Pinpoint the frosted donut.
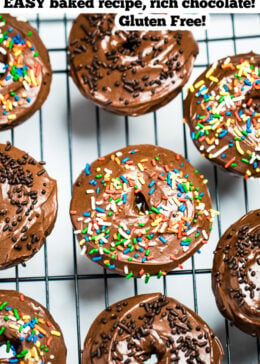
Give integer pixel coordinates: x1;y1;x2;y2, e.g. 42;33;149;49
184;52;260;179
70;144;216;280
68;13;198;116
0;290;66;362
0;142;57;269
212;209;260;337
82;293;224;363
0;14;52;130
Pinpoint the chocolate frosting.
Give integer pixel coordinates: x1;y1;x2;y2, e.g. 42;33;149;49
82;293;224;363
70;145;215;279
0;142;57;269
212;209;260;337
0;14;52;131
68;14;198;116
184;52;260;179
0;289;66;363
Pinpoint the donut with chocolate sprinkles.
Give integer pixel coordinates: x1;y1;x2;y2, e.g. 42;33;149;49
212;209;260;337
82;293;224;363
70;144;217;281
0;142;57;269
184;52;260;179
0;290;67;362
0;14;52;131
68;14;199;116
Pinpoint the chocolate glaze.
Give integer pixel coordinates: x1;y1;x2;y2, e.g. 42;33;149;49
0;14;52;131
0;290;66;363
70;145;215;279
68;14;198;116
0;142;57;269
184;52;260;178
82;293;223;363
212;209;260;337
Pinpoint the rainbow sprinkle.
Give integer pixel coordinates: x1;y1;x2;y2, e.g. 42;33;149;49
0;14;41;122
71;147;218;281
0;294;60;363
188;54;260;179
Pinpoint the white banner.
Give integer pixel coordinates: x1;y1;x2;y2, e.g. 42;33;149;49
0;0;259;14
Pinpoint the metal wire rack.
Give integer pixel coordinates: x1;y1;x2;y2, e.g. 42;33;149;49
0;12;259;364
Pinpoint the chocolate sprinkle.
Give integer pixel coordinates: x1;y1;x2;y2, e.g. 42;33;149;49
212;209;260;337
68;14;198;116
82;293;223;363
0;142;57;269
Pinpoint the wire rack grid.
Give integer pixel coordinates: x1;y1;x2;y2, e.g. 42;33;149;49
0;12;259;364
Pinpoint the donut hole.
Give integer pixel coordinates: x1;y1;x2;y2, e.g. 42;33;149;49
143;353;158;364
252;98;260;113
120;33;141;53
244;89;260;117
0;51;8;78
0;61;6;77
242;90;260;142
0;339;22;359
135;191;149;213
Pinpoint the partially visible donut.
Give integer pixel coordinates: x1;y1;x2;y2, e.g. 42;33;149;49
212;209;260;337
70;144;216;280
0;290;66;362
0;14;52;130
82;293;224;363
184;52;260;179
0;142;57;269
68;14;199;116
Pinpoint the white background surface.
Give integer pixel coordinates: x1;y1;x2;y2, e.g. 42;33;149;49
0;13;259;364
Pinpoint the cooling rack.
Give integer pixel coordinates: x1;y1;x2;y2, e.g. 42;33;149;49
0;12;259;364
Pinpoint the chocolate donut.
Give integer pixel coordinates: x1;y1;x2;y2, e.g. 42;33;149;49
82;293;224;363
0;290;66;362
68;14;199;116
0;14;52;131
70;144;216;280
184;52;260;179
212;209;260;337
0;142;57;269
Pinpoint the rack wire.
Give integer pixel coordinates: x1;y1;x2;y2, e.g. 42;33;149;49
0;12;259;364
